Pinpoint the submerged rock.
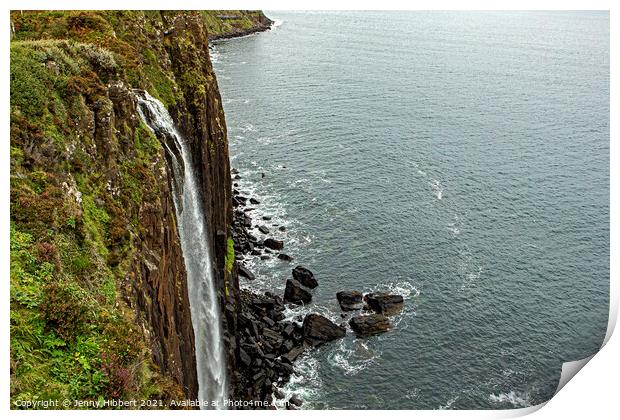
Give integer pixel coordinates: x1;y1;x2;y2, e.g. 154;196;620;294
349;314;391;335
238;264;256;280
364;293;404;315
277;253;293;262
336;290;364;311
292;265;318;289
289;394;303;407
284;279;312;304
264;238;284;250
302;313;346;344
258;225;270;234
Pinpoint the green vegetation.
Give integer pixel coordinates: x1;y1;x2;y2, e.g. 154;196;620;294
10;10;262;408
225;238;235;274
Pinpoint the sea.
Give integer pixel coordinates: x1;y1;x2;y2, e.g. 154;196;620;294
210;11;609;409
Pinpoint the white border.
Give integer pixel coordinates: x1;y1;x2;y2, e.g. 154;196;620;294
2;1;616;419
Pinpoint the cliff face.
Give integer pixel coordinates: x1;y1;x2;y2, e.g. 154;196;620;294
10;11;262;405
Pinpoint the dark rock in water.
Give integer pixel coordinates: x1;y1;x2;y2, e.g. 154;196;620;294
289;394;302;407
250;197;260;205
260;255;271;260
336;290;364;311
364;293;404;315
234;174;242;180
258;225;270;234
302;314;346;343
282;323;295;338
278;253;293;262
233;182;239;187
264;238;284;250
274;388;285;399
261;172;266;178
231;168;239;174
284;279;312;304
284;345;305;363
262;215;272;220
349;314;391;335
278;226;286;232
238;264;256;280
292;266;318;289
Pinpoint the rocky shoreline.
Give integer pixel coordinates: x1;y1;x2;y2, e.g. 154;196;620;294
227;169;407;409
209;12;274;42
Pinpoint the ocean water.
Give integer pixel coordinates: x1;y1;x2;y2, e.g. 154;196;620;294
210;11;609;409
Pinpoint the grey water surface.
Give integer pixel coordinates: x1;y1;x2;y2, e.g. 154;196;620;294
210;11;609;409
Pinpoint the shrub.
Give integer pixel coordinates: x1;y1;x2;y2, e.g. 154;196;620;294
40;281;92;341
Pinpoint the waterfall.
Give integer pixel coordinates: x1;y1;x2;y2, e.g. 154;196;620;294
135;91;228;409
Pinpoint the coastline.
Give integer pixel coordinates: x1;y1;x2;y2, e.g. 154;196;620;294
209;12;274;42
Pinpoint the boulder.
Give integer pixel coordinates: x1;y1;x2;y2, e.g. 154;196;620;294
258;225;270;234
239;348;252;367
264;238;284;250
336;290;364;311
302;314;346;343
277;253;293;262
278;226;286;232
283;279;312;304
289;394;302;407
238;264;256;280
250;197;260;204
292;266;318;289
364;293;404;315
349;314;391;335
284;345;305;363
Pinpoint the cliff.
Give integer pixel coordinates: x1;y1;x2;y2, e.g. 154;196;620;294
10;11;268;406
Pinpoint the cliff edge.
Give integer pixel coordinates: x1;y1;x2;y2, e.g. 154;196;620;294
10;11;267;406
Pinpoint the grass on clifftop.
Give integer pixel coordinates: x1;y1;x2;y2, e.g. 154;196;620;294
10;36;177;407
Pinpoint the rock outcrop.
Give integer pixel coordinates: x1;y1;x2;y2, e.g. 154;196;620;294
349;314;392;336
284;279;312;304
336;291;364;311
292;266;319;289
364;293;405;316
303;314;346;344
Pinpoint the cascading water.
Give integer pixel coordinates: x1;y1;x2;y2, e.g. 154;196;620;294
135;91;228;409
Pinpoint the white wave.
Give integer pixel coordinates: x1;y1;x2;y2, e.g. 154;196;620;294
327;339;382;376
238;123;256;133
270;19;284;29
430;179;443;200
489;390;531;408
405;388;420;400
371;280;420;299
275;353;323;409
438;394;459;410
447;225;461;235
